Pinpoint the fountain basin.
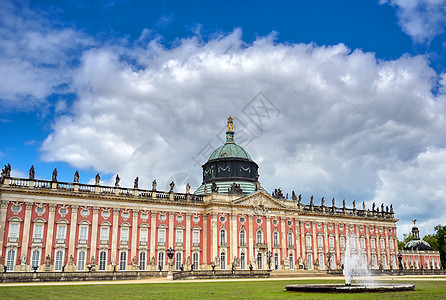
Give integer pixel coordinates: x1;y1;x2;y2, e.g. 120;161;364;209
285;283;415;293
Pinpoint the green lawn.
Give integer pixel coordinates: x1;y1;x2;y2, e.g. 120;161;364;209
0;279;445;299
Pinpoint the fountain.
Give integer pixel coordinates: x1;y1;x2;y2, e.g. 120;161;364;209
286;234;414;293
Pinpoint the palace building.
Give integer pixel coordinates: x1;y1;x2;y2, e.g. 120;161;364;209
0;118;440;273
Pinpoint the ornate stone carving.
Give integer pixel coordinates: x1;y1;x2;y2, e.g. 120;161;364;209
228;182;243;195
52;168;58;182
211;181;218;193
272;188;284;199
29;165;35;180
95;173;101;185
186;183;190;194
1;164;11;178
169;181;175;193
152;180;157;191
74;171;79;183
115;174;120;187
134;177;138;189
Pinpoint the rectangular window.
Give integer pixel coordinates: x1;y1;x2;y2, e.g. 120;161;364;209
193;230;199;245
306;235;312;249
33;224;43;239
318;236;323;248
140;229;148;242
340;236;345;249
371;238;376;249
390;239;394;250
329;236;334;249
31;250;40;268
99;251;107;271
140;252;146;271
158;229;166;244
9;223;19;238
6;249;16;271
100;227;109;241
360;237;365;249
120;228;129;242
77;251;86;271
176;229;183;244
120;251;127;271
57;225;66;240
79;226;88;241
380;238;385;251
55;250;64;271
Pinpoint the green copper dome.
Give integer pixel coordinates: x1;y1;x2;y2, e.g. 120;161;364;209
208;141;253;161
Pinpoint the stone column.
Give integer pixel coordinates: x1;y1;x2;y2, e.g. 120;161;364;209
202;214;207;267
0;200;9;263
376;226;381;264
280;217;286;268
295;218;301;262
231;212;237;262
149;212;156;264
248;215;254;265
68;206;78;271
168;212;174;249
323;223;329;269
20;203;34;270
334;223;340;265
185;213;191;262
385;226;390;269
90;208;100;263
211;213;218;265
110;208;120;267
44;204;57;262
312;222;317;269
131;209;139;266
266;215;272;251
300;221;305;264
365;224;371;266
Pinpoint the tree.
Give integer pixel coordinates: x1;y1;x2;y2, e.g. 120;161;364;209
423;234;439;251
434;225;446;269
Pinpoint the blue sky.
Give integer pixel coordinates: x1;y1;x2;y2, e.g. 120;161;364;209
1;0;446;239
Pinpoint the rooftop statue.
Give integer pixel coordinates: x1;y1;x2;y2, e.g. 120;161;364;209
52;168;57;182
186;183;191;194
74;171;79;183
332;198;335;207
134;177;139;189
310;195;314;206
228;182;243;195
152;180;157;191
115;174;120;187
298;194;302;205
29;165;35;180
362;201;366;210
1;164;11;178
321;197;325;206
291;191;297;201
342;199;346;209
372;202;376;212
211;181;218;193
95;173;101;185
169;181;175;193
352;200;356;210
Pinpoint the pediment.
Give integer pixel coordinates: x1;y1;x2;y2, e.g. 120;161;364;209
232;190;287;211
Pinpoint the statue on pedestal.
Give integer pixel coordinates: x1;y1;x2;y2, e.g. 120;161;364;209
74;171;79;183
95;173;101;185
29;166;35;180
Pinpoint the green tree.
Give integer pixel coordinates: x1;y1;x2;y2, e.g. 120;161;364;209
434;225;446;269
423;234;439;251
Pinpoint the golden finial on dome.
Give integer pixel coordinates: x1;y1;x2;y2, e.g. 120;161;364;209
227;116;234;131
412;219;417;226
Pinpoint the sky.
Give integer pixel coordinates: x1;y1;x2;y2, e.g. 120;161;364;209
1;0;446;240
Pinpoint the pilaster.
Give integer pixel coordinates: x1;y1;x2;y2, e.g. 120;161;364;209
68;206;79;262
280;217;286;266
0;200;9;262
131;209;138;262
20;202;34;268
110;208;120;265
185;213;191;260
168;212;174;249
231;213;237;261
90;207;100;261
211;212;218;264
248;215;253;263
266;215;271;252
44;204;57;260
149;212;156;262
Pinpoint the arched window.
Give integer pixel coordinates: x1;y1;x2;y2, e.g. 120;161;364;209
77;251;86;271
273;232;279;247
240;253;246;270
371;237;376;250
6;249;16;272
99;251;107;271
256;231;262;244
288;233;293;248
239;230;245;246
158;252;164;271
55;250;63;271
193;252;199;270
31;250;40;269
380;237;385;251
220;229;226;246
360;236;366;249
289;254;294;270
139;252;146;271
175;252;182;271
120;251;127;271
274;253;279;269
220;252;225;270
257;253;262;269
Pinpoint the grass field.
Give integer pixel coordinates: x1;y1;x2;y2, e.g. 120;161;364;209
1;279;446;299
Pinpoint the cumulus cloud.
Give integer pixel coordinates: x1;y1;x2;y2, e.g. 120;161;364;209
381;0;446;43
38;28;446;238
0;0;92;110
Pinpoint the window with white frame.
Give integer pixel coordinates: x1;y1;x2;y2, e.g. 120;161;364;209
193;230;199;245
273;232;279;247
360;237;365;249
240;253;246;269
99;251;107;271
78;226;88;242
220;229;226;245
140;228;148;243
120;251;127;271
55;250;64;271
340;236;345;249
288;233;294;248
6;249;16;271
318;235;323;249
329;236;334;250
139;252;146;270
100;227;109;242
239;230;246;246
289;254;294;270
31;250;40;268
306;235;312;249
158;229;166;245
220;252;225;269
175;252;182;271
274;253;279;269
319;253;325;270
33;224;43;240
307;253;313;270
176;229;183;245
256;231;262;244
57;225;66;242
390;238;394;251
371;237;376;250
380;237;385;251
77;250;86;271
193;252;199;270
120;227;129;243
8;223;19;242
257;252;262;269
158;252;164;271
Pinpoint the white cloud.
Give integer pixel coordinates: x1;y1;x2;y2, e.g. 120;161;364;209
38;29;446;240
0;0;93;110
381;0;446;43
